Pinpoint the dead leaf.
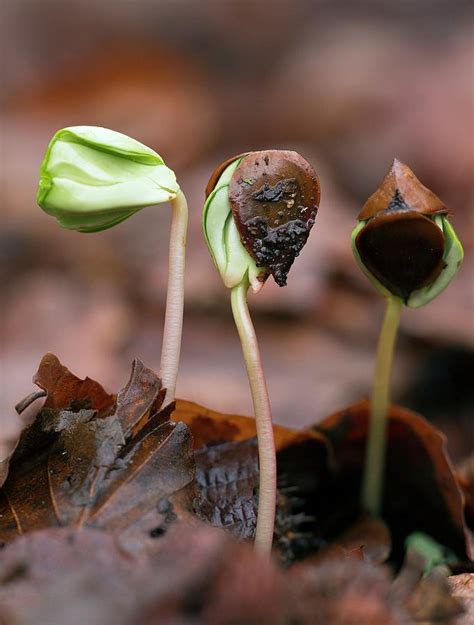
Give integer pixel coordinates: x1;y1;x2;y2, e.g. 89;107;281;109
0;354;196;551
176;400;330;563
0;525;287;625
174;399;303;450
314;399;473;562
34;352;115;414
0;524;410;625
194;437;259;540
0;527;151;625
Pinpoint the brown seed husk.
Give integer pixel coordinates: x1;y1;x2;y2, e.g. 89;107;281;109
205;153;248;198
356;210;446;300
229;150;320;286
358;159;448;220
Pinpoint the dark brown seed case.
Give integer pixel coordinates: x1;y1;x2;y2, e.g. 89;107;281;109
355;160;449;300
229;150;320;286
356;210;446;300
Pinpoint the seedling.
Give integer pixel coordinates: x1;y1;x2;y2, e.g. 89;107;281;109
203;150;320;555
352;159;463;517
37;126;188;405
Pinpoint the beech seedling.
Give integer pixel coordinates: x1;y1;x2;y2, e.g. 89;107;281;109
203;150;320;555
37;126;188;405
352;159;463;517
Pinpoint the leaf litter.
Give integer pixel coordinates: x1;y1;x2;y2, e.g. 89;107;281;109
0;354;472;624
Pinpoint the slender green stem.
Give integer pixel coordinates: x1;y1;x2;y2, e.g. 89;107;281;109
231;279;276;556
160;190;188;406
361;295;403;516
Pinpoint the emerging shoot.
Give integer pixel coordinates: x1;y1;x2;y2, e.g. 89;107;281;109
37;126;188;405
352;159;463;517
203;150;320;555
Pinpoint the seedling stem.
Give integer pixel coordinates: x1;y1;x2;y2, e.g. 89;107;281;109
231;278;276;555
361;294;403;516
161;190;188;406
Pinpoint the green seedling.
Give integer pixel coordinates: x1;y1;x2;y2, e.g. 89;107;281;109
352;159;463;516
37;126;188;405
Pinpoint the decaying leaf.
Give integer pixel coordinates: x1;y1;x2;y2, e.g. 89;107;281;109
0;527;152;625
0;354;196;550
174;399;307;449
175;400;330;563
34;352;115;414
314;399;473;562
0;524;411;625
2;356;471;578
0;355;470;623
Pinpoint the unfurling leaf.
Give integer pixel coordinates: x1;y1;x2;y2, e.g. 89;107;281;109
37;126;180;232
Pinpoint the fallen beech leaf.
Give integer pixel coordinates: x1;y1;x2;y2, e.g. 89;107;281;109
0;354;196;550
0;524;412;625
140;524;293;625
176;400;330;562
34;352;115;414
194;438;259;540
314;400;473;562
0;527;152;625
174;399;302;450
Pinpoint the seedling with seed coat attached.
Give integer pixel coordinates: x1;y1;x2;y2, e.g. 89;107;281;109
203;150;320;555
352;159;463;517
37;126;188;406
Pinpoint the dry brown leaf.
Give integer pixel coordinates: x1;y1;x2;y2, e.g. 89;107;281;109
0;354;196;550
315;399;473;562
174;399;307;450
176;399;330;563
0;524;409;625
0;527;152;625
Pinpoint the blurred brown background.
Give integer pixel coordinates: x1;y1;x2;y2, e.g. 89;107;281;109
1;0;473;457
